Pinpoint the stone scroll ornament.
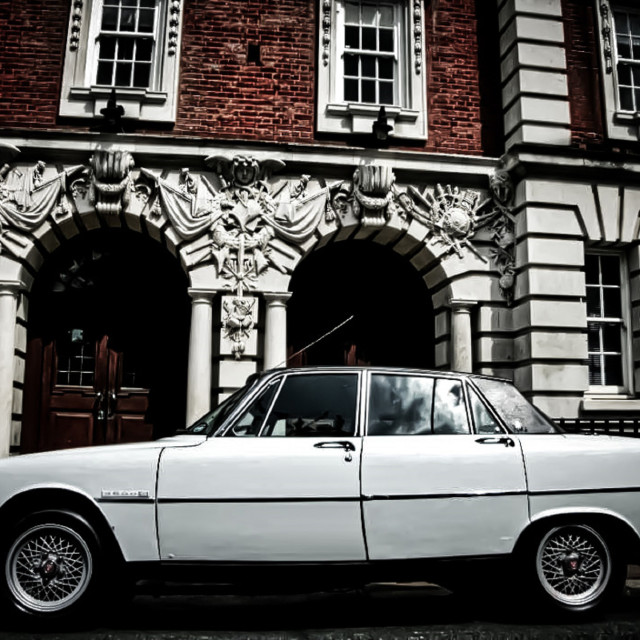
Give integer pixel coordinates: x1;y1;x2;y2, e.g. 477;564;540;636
142;156;329;296
0;161;83;255
329;165;516;303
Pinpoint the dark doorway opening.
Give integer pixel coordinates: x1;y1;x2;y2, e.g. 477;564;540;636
288;241;435;368
22;229;190;452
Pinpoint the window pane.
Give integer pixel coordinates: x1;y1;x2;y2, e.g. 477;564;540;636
469;387;501;435
344;53;358;76
100;36;117;59
614;11;628;34
345;2;360;23
115;61;132;86
136;38;153;61
602;323;622;352
96;61;113;85
362;27;376;50
102;6;118;30
619;64;632;85
361;55;375;77
118;38;134;60
379;29;394;52
589;354;603;385
433;379;469;434
585;254;599;284
345;78;359;101
603;287;622;318
633;37;640;59
361;4;376;26
379;57;393;79
600;255;620;285
139;8;155;33
379;5;394;27
122;0;137;6
361;79;375;102
141;0;156;6
620;86;634;110
587;324;601;351
379;81;393;104
225;381;279;437
133;63;151;88
586;287;601;317
618;35;632;59
261;374;358;437
345;25;359;48
120;8;136;31
604;354;623;385
368;374;433;435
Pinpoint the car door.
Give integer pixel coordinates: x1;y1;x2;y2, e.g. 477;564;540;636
361;372;529;560
156;371;366;562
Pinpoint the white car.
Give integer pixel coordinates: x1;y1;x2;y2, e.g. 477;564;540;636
0;367;639;622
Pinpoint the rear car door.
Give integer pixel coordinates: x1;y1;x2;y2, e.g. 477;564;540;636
361;372;529;560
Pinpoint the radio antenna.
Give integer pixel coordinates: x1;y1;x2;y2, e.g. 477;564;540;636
276;314;355;368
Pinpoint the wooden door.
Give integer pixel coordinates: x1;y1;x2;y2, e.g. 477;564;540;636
39;327;152;451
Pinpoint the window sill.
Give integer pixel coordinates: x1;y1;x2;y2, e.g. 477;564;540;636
320;102;426;139
61;86;173;122
582;396;640;412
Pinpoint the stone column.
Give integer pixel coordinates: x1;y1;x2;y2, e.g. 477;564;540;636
263;292;292;370
450;299;477;373
186;289;215;426
0;282;20;458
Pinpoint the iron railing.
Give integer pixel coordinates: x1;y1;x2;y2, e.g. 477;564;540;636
555;418;640;437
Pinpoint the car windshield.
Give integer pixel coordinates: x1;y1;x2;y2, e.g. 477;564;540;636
472;378;560;434
180;384;253;436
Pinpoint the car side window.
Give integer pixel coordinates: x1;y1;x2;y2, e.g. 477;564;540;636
224;380;280;437
433;379;470;434
260;374;358;437
367;374;434;435
468;386;502;434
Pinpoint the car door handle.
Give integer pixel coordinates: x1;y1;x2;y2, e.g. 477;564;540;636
313;441;356;452
475;436;515;447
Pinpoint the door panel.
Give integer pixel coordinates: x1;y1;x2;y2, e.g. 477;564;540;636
47;412;96;451
157;438;365;562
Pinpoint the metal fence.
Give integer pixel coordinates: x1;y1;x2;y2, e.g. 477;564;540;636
555;418;640;437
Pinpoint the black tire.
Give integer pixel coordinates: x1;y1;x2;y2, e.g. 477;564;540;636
531;523;624;614
1;511;102;622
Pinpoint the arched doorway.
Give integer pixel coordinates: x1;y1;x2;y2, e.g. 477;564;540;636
288;241;435;368
22;229;190;452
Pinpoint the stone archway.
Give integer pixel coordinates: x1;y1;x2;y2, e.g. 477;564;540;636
21;228;190;452
288;240;435;368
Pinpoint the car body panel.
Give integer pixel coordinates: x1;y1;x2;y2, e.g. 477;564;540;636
156;436;366;562
361;434;529;558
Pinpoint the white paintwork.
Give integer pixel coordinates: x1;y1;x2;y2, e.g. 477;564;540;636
263;293;291;370
361;435;529;559
0;435;205;561
157;437;365;562
0;282;20;459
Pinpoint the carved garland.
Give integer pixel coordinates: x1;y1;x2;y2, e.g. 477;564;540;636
414;0;423;74
322;0;332;67
69;0;84;51
168;0;181;56
600;0;613;74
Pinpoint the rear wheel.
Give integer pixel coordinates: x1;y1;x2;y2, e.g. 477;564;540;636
533;523;622;613
2;512;101;621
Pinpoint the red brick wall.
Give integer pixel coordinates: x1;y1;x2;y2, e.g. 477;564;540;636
0;0;501;156
562;0;605;148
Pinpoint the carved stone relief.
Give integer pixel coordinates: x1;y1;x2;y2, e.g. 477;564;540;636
87;150;135;215
222;295;258;359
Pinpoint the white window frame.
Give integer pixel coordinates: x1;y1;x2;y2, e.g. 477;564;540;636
60;0;182;122
596;0;640;141
585;251;633;396
317;0;427;140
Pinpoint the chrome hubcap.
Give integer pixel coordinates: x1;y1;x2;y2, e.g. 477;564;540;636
6;524;92;613
537;525;610;606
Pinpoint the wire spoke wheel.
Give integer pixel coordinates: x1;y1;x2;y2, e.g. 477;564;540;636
6;523;93;614
536;524;611;608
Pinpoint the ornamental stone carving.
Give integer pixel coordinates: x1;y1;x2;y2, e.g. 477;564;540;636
142;155;328;296
88;150;135;215
0;161;82;254
222;296;257;359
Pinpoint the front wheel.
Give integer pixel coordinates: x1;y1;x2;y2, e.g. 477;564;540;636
2;512;101;621
533;523;622;613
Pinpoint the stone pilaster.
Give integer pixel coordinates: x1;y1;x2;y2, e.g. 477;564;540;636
0;282;20;458
264;292;292;370
449;299;477;373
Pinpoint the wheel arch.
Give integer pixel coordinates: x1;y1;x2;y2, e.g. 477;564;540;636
0;488;125;566
515;509;640;563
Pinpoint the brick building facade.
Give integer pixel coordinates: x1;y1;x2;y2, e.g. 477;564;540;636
0;0;638;455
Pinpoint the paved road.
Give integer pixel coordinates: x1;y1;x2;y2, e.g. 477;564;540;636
2;582;640;640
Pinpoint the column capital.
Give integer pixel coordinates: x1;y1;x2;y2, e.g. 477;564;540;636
448;299;478;313
0;281;22;298
263;292;292;306
188;288;217;302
